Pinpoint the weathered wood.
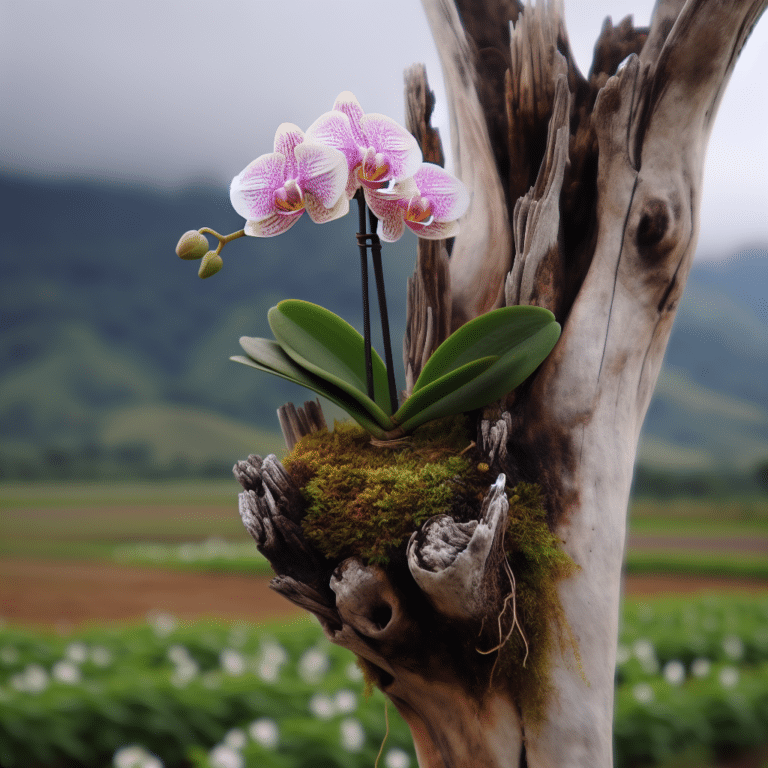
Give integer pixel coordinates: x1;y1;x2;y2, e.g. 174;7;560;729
403;65;453;392
421;0;513;327
233;0;767;765
276;398;327;451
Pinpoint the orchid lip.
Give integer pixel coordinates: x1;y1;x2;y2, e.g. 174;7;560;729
274;179;304;213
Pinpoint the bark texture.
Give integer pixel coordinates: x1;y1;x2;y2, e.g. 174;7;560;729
234;1;766;765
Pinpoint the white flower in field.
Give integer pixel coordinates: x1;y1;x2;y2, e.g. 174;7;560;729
299;647;330;683
91;645;113;667
12;663;48;693
663;660;685;686
171;660;199;688
0;645;19;664
220;648;246;676
309;692;336;720
346;661;364;682
719;666;739;688
66;642;88;663
340;717;365;752
209;744;244;768
114;745;145;768
224;729;247;750
249;718;279;749
632;683;654;705
722;634;745;661
334;689;358;713
167;645;191;665
148;612;177;637
113;745;163;768
385;747;412;768
52;660;81;684
632;639;659;674
256;640;287;682
261;640;288;666
691;658;711;678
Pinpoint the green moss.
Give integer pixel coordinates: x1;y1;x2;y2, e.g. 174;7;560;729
284;419;577;722
499;482;580;724
285;417;482;565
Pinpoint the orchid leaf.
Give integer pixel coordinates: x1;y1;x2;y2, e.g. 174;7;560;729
414;305;558;393
398;321;561;433
268;300;394;421
232;337;391;438
393;355;499;427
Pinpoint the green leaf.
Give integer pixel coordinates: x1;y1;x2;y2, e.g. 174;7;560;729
232;338;392;439
268;300;394;414
397;321;561;433
393;355;499;427
414;305;558;393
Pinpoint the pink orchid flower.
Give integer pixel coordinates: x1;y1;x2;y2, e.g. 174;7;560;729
365;163;470;242
230;123;349;237
305;92;422;200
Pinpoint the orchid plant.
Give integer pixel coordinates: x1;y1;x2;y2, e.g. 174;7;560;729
176;92;561;442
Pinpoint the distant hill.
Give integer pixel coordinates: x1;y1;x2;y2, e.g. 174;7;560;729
1;173;766;479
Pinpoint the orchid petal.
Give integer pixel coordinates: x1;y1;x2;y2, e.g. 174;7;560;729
360;113;422;181
273;123;305;180
364;191;406;242
305;189;350;224
230;152;287;221
364;185;404;221
344;173;361;199
305;111;362;172
413;163;470;221
377;211;406;243
332;91;366;147
295;142;348;209
244;210;302;237
406;218;460;240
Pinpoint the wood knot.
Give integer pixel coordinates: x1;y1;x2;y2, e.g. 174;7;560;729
637;199;669;246
635;197;677;259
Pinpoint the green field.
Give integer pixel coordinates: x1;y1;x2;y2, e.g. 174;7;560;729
2;483;767;578
1;596;768;768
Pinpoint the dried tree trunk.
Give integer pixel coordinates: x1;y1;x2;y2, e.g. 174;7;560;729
234;1;766;765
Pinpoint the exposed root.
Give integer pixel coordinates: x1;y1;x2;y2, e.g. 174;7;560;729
374;699;391;768
476;555;530;688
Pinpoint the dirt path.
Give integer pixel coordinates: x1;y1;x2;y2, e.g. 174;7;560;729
0;558;301;628
1;557;766;628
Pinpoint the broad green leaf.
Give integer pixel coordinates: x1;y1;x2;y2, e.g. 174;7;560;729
268;300;394;419
414;305;558;393
398;321;561;433
232;337;392;438
393;355;499;427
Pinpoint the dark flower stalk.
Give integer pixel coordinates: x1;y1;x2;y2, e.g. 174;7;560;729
355;190;398;413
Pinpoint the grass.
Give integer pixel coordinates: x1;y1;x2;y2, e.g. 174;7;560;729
625;550;768;580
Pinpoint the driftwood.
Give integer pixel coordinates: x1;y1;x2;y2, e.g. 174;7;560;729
234;1;767;765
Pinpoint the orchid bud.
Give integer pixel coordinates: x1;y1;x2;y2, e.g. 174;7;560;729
176;230;209;260
198;251;223;279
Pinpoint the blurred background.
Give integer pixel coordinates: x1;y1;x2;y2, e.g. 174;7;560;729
1;2;767;767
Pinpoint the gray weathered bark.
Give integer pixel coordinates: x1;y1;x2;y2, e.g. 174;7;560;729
234;1;767;765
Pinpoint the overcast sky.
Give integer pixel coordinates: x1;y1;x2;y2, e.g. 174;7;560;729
1;0;766;259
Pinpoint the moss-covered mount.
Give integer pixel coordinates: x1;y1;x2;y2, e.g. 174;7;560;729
282;416;578;718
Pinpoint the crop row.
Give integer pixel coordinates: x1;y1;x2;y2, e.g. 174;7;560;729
1;595;767;768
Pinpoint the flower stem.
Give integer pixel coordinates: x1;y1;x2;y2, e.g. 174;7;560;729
355;192;374;400
367;207;399;415
198;228;245;254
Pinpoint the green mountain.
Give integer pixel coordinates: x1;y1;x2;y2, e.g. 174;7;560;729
1;174;766;479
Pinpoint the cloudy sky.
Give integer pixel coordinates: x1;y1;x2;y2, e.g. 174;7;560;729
1;0;766;258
